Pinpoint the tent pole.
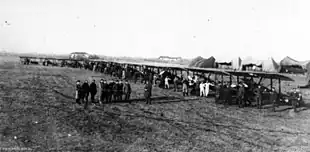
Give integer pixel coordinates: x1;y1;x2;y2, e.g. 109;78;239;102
270;78;273;90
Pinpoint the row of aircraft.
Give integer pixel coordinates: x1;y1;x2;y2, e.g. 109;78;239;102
19;56;301;109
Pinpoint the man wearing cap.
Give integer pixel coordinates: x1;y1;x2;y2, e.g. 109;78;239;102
253;85;262;109
75;80;82;104
98;79;104;104
237;83;245;108
82;80;90;109
100;79;109;104
144;81;152;104
112;80;119;102
123;80;132;103
173;76;179;92
118;80;124;101
89;79;97;104
182;78;189;96
214;81;221;103
270;88;277;112
106;80;114;103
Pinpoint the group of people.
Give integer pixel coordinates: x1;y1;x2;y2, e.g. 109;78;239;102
75;79;132;109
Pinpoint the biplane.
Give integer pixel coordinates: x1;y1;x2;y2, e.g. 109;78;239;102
19;55;299;109
224;70;297;107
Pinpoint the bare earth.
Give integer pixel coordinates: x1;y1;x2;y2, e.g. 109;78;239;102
1;56;310;152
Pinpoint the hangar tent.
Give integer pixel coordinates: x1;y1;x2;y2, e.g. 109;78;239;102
188;56;203;67
279;56;305;74
261;57;280;72
215;57;242;70
195;56;216;68
215;58;232;69
241;57;263;71
231;57;242;70
299;60;310;69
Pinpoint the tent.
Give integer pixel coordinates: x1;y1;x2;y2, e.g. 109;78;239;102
279;56;305;74
188;56;203;67
195;56;216;68
280;56;302;67
262;57;280;72
241;57;262;71
299;60;310;69
242;57;263;66
231;57;242;70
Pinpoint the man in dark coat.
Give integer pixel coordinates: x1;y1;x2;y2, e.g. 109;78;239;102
89;80;97;104
214;82;221;103
102;80;109;103
237;83;245;108
123;80;132;103
82;80;90;109
270;88;277;112
223;83;232;105
290;88;299;112
254;85;262;109
182;78;189;96
118;80;124;101
75;80;83;104
174;77;179;92
144;81;152;104
112;80;119;102
107;81;113;103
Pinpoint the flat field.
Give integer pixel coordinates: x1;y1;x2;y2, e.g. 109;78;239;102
1;56;310;152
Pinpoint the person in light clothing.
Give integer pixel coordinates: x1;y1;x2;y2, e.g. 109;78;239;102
165;76;171;89
204;80;213;97
199;81;206;97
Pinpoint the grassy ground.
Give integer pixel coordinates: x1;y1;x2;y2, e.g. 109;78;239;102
1;56;310;151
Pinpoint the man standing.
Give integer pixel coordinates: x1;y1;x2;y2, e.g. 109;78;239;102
112;80;119;102
254;85;262;109
123;80;132;103
204;80;212;97
153;74;157;86
290;88;300;112
99;79;104;104
182;78;189;97
82;80;90;109
237;83;245;108
173;77;179;92
106;80;113;103
164;76;170;89
215;82;221;103
118;80;124;101
89;79;97;104
199;81;206;97
75;80;82;104
270;88;277;112
144;81;152;104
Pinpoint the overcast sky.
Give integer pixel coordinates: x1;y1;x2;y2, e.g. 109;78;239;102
0;0;309;61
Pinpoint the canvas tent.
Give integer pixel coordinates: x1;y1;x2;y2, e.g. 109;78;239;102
215;57;242;70
231;57;242;70
188;56;203;67
280;56;301;67
261;57;280;72
299;60;310;69
241;57;263;71
195;56;216;68
279;56;305;74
